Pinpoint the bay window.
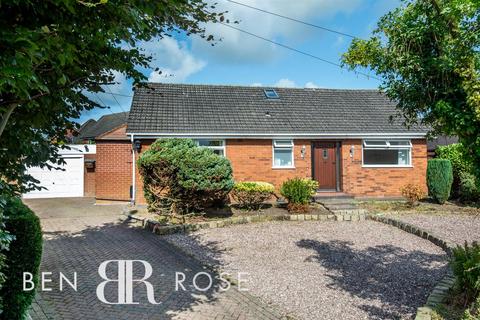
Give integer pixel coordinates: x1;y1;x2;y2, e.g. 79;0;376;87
195;139;225;156
273;140;294;168
362;140;412;167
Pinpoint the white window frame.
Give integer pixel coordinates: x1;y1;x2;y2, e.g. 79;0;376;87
362;139;413;168
272;139;295;169
195;139;226;157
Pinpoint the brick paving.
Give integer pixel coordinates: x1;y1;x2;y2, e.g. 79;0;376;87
25;198;285;320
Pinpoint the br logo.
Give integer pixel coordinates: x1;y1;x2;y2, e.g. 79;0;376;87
96;260;160;305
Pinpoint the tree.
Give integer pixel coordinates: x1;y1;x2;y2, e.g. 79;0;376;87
342;0;480;176
0;0;223;194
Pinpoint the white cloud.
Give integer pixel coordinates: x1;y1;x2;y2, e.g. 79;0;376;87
304;81;320;88
274;78;297;88
144;37;206;83
192;0;362;63
250;82;263;87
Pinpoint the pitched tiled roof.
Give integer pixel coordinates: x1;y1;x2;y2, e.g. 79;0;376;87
80;112;129;139
127;83;427;136
427;136;458;151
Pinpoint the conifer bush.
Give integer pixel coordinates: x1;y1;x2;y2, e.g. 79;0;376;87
138;138;234;215
427;159;453;204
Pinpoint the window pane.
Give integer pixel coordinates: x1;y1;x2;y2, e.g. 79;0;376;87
197;139;223;147
212;149;224;156
364;149;410;165
389;140;411;146
397;149;410;165
274;149;292;167
364;140;388;147
274;140;293;147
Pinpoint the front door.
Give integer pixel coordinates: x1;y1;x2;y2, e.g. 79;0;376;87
313;142;338;190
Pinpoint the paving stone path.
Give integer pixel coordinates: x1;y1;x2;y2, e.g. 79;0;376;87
25;198;284;320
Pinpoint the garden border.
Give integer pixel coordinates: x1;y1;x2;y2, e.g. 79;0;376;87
127;212;367;235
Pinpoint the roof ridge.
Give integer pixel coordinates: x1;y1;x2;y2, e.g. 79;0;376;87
140;82;381;92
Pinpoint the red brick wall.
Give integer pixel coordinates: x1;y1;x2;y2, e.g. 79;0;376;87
134;141;154;205
124;138;427;204
226;139;312;190
84;154;96;197
95;141;132;201
341;139;427;197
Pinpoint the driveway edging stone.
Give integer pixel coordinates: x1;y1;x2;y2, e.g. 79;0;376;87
128;211;368;236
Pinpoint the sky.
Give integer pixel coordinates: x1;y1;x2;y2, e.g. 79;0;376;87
79;0;401;123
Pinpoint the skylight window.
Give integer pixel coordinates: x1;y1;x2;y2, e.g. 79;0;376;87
264;89;279;99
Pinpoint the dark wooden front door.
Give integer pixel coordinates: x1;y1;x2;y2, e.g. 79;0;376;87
313;142;337;190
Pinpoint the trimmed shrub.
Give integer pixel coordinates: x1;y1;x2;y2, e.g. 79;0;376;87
459;172;480;203
138;138;234;215
0;197;42;320
280;178;318;213
400;184;425;206
427;159;453;204
231;182;275;210
452;242;480;304
437;143;474;198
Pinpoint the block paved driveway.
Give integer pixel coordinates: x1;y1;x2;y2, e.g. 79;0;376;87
25;198;284;320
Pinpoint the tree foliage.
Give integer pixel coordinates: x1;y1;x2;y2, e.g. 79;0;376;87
342;0;480;175
0;0;222;193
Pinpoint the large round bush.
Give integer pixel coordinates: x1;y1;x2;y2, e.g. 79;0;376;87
231;181;275;210
427;159;453;204
138;138;234;215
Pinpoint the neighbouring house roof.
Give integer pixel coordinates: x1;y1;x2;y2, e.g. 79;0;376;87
127;83;427;137
427;136;458;152
79;112;129;140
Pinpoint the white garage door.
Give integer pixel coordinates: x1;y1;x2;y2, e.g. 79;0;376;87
23;156;84;199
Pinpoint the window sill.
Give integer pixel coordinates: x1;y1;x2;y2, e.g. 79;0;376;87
272;166;296;170
362;165;413;168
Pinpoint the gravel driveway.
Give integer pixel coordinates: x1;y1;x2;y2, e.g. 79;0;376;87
164;220;448;320
392;213;480;245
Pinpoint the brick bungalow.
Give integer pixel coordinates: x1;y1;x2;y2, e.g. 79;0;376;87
94;83;428;204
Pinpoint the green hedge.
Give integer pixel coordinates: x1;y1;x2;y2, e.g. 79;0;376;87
231;181;275;210
437;143;474;198
427;159;453;204
0;198;42;320
459;172;480;203
138;138;234;215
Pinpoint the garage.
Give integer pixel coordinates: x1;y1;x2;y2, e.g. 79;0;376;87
23;145;96;199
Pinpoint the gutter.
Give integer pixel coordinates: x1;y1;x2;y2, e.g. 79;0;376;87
126;132;427;140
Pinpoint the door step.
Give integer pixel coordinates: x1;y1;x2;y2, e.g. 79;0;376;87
314;195;367;215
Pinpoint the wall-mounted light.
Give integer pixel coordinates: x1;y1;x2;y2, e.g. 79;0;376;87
350;145;355;158
301;145;306;159
134;140;142;152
